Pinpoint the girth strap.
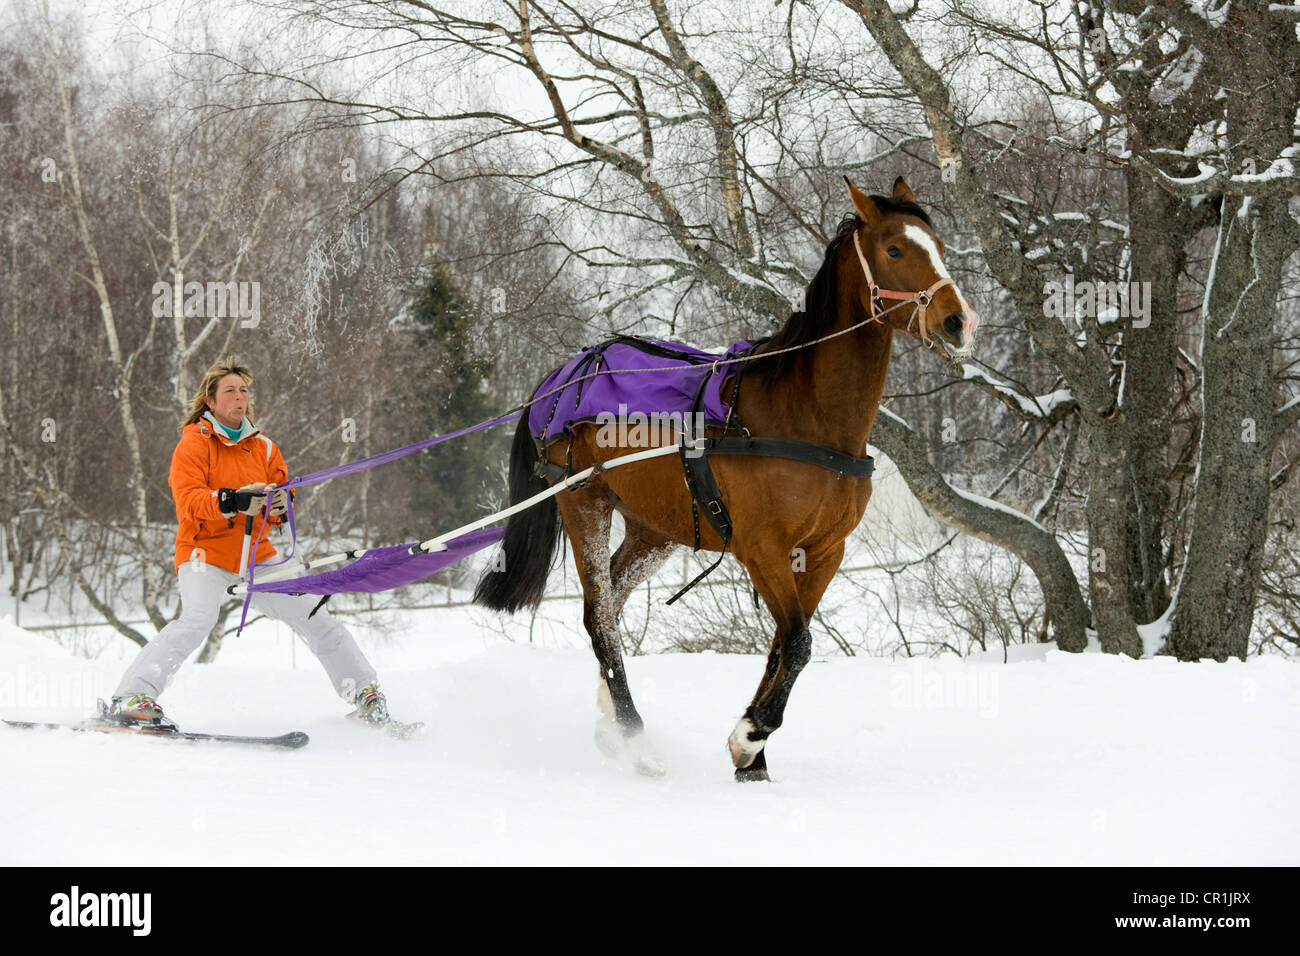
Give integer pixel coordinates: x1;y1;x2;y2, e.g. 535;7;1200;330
695;435;875;479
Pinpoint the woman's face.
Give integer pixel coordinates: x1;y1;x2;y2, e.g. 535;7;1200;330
205;373;249;429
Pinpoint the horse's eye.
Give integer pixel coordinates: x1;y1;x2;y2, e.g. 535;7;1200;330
887;247;902;258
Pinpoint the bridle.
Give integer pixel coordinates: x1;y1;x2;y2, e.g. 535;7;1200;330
852;227;957;336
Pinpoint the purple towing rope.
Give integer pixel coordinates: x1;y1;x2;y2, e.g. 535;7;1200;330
277;410;522;494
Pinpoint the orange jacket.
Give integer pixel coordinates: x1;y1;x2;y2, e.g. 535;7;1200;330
170;413;289;573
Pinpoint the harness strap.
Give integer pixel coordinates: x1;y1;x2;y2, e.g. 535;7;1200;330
666;432;876;605
699;435;875;478
666;342;876;605
666;432;733;606
678;435;734;546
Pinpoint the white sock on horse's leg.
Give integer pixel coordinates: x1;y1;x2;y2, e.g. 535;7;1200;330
728;717;766;768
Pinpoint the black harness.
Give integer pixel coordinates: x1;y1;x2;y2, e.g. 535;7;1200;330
667;347;874;603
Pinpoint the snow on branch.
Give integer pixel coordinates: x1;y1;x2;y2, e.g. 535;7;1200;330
1133;147;1300;199
959;365;1077;424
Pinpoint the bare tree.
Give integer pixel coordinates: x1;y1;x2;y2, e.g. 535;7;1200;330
10;0;1298;666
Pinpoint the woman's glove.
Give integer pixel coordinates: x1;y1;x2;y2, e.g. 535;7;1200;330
268;487;291;517
218;482;269;517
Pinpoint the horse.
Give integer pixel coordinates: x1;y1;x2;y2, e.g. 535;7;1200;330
474;177;978;781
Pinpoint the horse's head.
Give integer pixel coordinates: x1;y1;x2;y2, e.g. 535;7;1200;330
844;176;978;361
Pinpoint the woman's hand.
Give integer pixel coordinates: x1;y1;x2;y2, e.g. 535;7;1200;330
268;486;290;517
218;483;270;517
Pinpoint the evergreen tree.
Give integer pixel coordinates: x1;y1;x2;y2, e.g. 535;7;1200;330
391;255;505;539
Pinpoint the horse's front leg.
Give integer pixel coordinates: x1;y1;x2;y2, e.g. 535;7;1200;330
728;618;812;783
729;543;843;782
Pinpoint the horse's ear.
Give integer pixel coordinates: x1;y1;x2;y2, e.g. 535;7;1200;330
844;177;881;226
892;176;915;203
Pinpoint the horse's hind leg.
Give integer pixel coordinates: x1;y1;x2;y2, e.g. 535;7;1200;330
608;515;677;632
557;489;669;776
594;516;677;765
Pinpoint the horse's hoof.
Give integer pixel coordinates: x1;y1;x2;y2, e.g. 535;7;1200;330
633;745;668;778
727;717;765;769
595;719;668;777
594;718;623;760
734;749;770;782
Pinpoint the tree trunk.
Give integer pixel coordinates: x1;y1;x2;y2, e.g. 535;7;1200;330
1168;8;1299;660
871;412;1090;651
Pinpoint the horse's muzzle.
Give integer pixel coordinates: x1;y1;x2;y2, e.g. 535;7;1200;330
939;312;976;360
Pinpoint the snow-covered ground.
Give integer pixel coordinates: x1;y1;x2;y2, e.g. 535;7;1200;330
1;603;1296;865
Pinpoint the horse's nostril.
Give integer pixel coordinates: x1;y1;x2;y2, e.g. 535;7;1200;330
943;313;965;339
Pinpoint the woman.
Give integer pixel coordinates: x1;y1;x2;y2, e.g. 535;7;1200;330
111;356;397;729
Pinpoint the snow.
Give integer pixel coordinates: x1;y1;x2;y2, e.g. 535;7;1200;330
721;262;786;295
960;365;1072;420
1233;147;1297;184
1137;604;1176;658
1167;161;1221;187
1031;387;1075;417
1151;47;1204;105
1188;0;1231;28
950;486;1050;534
1047;211;1128;235
4;605;1294;865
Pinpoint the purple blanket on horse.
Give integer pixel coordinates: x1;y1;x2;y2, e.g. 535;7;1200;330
527;337;754;446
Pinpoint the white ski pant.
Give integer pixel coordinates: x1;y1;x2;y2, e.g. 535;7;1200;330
114;561;378;702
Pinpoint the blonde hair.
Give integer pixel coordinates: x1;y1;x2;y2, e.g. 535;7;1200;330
180;356;255;430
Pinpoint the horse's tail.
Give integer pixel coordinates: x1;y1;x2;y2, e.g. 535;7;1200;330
472;411;562;613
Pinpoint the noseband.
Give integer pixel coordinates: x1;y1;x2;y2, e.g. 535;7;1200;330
852;228;956;333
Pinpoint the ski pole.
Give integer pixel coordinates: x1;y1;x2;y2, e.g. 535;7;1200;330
237;514;255;580
236;490;269;580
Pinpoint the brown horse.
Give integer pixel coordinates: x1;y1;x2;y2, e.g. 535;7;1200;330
474;177;978;780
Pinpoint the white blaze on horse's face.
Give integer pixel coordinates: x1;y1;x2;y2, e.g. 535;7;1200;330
899;224;979;360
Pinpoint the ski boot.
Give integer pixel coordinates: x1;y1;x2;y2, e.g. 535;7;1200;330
346;683;423;740
99;696;179;732
347;683;390;724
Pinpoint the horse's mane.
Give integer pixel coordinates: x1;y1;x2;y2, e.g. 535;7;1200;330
749;196;932;383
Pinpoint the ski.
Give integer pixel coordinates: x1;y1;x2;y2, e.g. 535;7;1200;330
2;719;309;749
